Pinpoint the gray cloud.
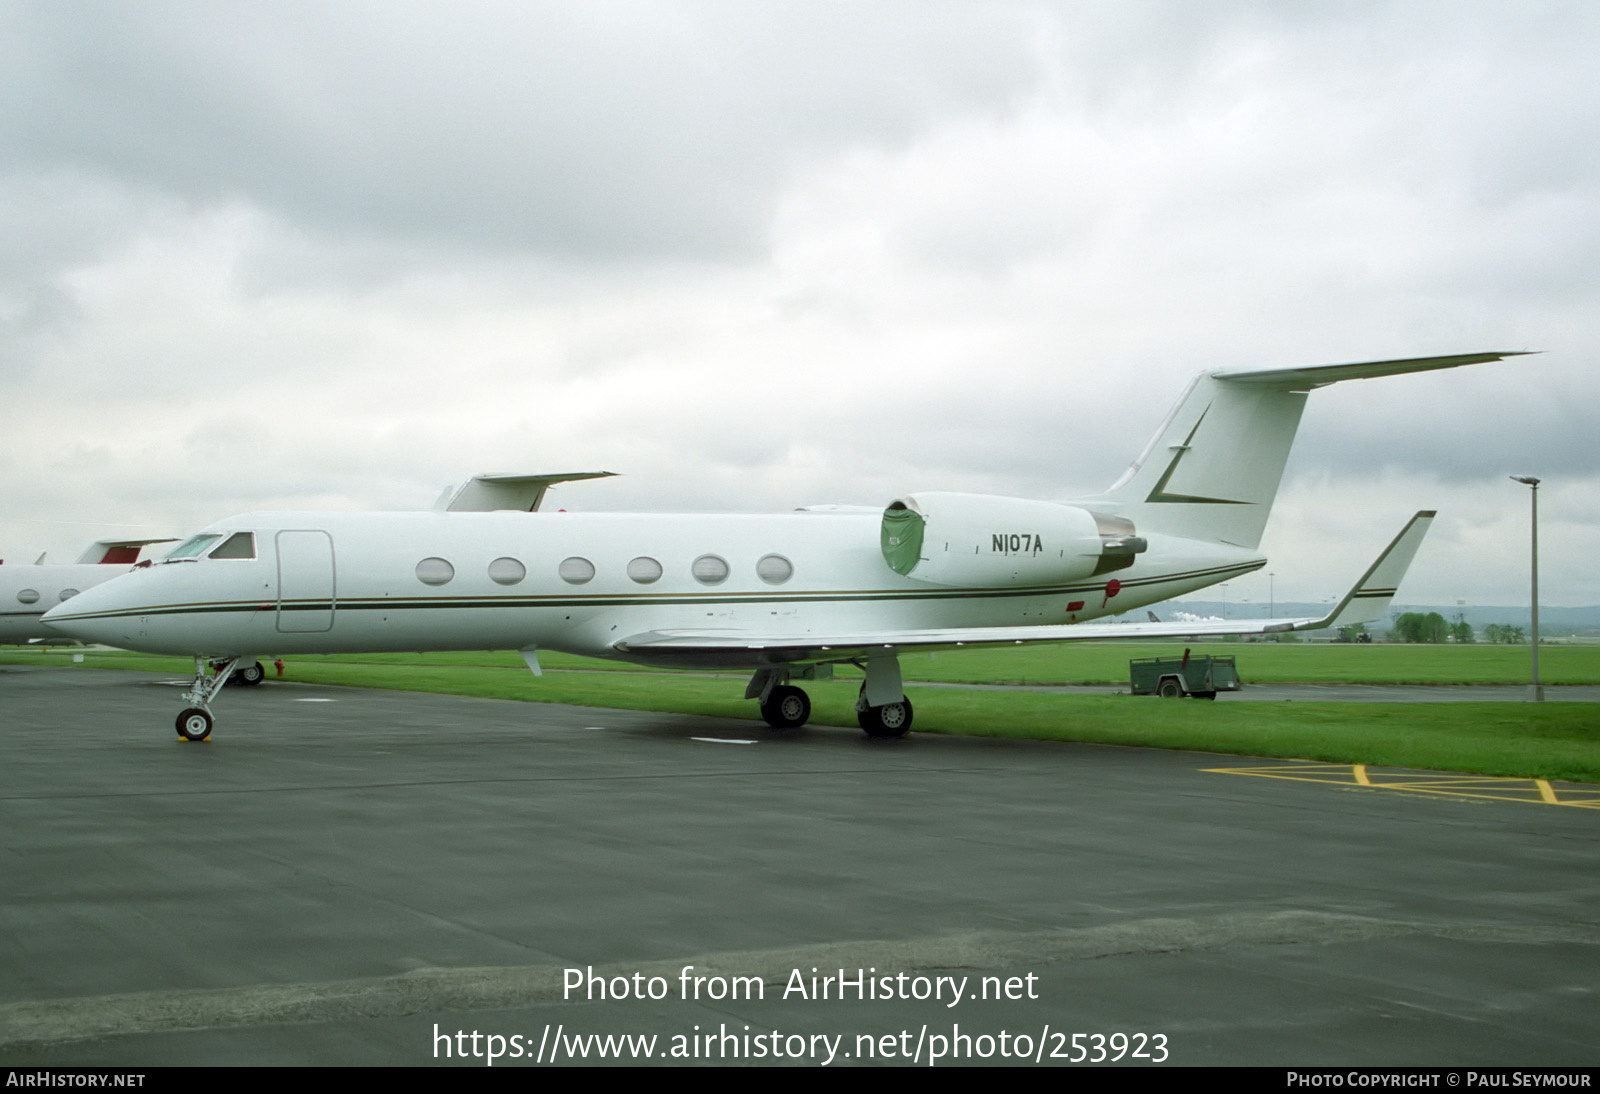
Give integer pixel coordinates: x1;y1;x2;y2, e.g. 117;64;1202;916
1;1;1595;603
2;1;1042;260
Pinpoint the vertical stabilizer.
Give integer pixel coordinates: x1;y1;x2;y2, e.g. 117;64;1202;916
1096;352;1524;549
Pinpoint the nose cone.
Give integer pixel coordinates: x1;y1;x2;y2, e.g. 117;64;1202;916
42;575;143;646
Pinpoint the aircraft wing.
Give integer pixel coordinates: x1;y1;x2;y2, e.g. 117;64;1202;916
614;512;1434;662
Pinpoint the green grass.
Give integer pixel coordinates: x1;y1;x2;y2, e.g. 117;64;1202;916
201;641;1600;686
12;639;1587;684
6;644;1599;783
881;641;1600;686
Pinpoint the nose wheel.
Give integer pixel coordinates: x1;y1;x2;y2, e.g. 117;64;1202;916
176;708;214;741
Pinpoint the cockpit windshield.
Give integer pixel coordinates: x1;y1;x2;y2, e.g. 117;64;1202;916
208;532;256;560
163;534;222;561
160;532;257;562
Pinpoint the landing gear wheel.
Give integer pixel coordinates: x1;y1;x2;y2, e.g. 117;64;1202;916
760;685;811;729
1156;679;1184;698
176;708;214;741
235;661;266;687
857;697;914;739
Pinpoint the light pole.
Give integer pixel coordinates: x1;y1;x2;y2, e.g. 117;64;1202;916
1510;475;1543;702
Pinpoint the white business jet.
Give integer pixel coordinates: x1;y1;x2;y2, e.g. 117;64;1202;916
1;538;175;646
44;352;1518;741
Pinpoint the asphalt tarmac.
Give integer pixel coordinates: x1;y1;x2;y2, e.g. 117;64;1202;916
2;665;1596;1067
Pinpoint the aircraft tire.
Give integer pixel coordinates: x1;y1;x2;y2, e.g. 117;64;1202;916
176;708;214;742
857;698;913;739
1156;679;1184;698
761;685;811;729
235;661;266;687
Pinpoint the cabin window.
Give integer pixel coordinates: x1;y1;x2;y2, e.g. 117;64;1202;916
559;557;596;585
17;588;39;605
488;557;525;585
164;534;221;560
208;532;256;560
691;554;729;585
416;557;455;586
756;554;794;585
627;557;663;584
58;588;80;601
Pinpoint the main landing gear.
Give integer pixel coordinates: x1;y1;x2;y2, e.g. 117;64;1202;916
856;694;913;739
176;656;244;741
747;656;916;739
760;684;811;729
211;658;265;686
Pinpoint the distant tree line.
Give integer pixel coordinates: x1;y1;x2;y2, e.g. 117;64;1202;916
1390;612;1449;643
1388;612;1477;644
1387;614;1532;644
1482;623;1527;644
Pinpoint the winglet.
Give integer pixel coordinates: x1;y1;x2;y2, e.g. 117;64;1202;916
1284;511;1435;632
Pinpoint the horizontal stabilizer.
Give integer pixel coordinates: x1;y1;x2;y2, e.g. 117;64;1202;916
438;471;617;513
1212;351;1531;390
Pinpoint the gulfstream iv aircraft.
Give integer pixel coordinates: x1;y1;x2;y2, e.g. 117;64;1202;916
44;353;1518;741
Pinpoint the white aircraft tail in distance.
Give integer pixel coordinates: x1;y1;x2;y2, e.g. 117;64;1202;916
42;351;1523;741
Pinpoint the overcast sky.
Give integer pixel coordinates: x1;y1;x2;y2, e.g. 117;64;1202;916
2;1;1593;607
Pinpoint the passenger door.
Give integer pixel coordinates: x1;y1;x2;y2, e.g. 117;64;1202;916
276;530;336;632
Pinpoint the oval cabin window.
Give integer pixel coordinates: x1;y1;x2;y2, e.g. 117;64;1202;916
691;554;729;585
488;557;526;585
416;558;455;586
756;554;794;585
559;557;596;585
627;557;663;584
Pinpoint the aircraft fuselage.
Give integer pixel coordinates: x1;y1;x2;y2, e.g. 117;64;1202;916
48;508;1265;667
0;562;139;644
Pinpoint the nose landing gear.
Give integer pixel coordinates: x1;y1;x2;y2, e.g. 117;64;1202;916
175;656;242;741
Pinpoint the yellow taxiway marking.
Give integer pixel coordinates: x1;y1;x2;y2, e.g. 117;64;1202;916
1201;761;1600;810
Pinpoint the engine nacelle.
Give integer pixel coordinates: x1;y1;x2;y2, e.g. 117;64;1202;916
881;492;1146;588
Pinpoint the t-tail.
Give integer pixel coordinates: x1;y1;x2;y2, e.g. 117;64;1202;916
1094;352;1526;550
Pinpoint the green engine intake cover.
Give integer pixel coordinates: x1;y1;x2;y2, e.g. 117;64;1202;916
880;504;925;577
